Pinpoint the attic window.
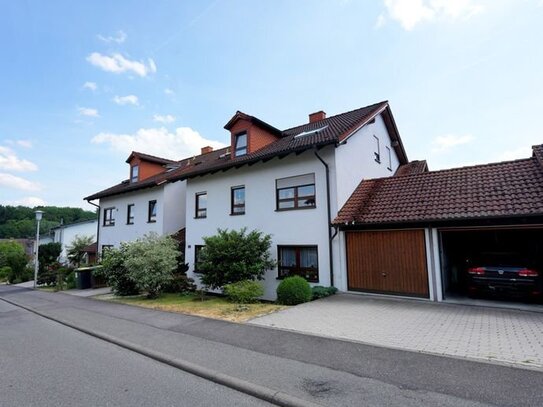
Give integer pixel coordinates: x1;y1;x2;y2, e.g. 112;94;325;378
234;132;247;157
294;125;328;139
130;165;139;182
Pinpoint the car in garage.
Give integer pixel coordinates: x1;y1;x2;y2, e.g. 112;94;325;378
466;252;542;301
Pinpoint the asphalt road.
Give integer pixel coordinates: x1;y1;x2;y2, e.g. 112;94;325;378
0;300;271;407
1;286;542;407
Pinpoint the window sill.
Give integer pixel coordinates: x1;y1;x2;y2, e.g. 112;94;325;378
102;224;115;227
275;206;316;212
147;220;157;223
194;216;207;219
126;222;134;225
375;158;381;164
230;212;245;216
387;167;392;172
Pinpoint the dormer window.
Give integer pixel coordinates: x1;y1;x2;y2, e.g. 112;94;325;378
130;165;139;182
234;132;247;157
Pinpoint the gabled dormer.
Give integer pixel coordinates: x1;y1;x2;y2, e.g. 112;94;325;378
224;111;282;159
125;151;176;183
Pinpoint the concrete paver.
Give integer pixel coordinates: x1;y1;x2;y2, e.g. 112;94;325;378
250;294;543;370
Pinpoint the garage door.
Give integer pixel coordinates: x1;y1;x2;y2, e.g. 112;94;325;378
346;230;429;298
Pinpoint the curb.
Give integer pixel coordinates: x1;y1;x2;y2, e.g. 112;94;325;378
0;295;322;407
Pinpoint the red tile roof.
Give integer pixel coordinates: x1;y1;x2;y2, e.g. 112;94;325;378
86;101;407;201
334;145;543;226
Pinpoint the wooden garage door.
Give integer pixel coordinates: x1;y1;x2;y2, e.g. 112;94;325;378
346;230;429;298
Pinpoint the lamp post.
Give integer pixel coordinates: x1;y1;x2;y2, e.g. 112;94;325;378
33;210;44;289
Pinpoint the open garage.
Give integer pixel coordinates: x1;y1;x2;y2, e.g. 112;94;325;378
440;228;543;304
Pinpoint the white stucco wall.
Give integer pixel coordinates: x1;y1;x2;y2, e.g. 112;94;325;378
185;150;333;300
163;180;186;235
53;220;97;263
334;113;401;210
331;113;402;291
98;187;165;251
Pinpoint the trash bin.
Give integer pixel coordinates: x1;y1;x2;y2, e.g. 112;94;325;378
75;268;93;289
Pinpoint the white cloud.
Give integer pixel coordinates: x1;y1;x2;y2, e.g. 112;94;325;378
78;107;99;117
91;127;226;161
86;52;157;77
16;140;32;148
496;146;532;162
0;173;41;191
0;146;38;172
113;95;139;106
97;30;127;44
83;81;97;91
379;0;484;30
164;88;175;95
1;196;47;207
153;114;176;124
431;133;474;152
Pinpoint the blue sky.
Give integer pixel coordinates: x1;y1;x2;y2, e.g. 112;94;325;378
1;0;542;210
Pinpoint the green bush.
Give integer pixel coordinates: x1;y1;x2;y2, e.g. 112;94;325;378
276;276;312;305
224;280;264;303
311;286;338;300
65;269;76;289
0;266;11;282
101;245;139;296
0;240;29;283
199;228;275;290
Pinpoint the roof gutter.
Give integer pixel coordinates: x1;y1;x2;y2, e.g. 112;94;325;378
314;148;335;287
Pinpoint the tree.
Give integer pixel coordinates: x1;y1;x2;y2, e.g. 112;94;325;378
199;228;275;290
66;234;94;267
123;233;180;299
37;242;62;285
101;245;139;296
0;240;29;283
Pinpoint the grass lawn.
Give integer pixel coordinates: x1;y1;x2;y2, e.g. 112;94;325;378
99;292;286;322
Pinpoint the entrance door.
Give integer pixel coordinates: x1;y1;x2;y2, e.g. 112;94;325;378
346;230;429;298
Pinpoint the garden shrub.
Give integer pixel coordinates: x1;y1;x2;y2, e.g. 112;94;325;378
123;233;179;299
199;228;275;290
101;245;139;296
224;280;264;303
65;269;76;289
0;266;11;282
0;240;29;283
276;276;312;305
311;285;338;300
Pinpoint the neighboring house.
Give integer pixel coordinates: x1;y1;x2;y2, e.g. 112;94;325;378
333;144;543;303
51;219;97;264
84;152;189;253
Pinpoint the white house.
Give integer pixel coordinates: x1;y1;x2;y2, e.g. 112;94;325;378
50;219;98;264
85;152;188;253
84;101;409;300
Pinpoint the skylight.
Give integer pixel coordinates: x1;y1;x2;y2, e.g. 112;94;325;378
294;125;328;139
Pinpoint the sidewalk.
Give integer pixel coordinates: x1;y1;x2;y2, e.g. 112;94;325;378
250;294;543;370
0;286;542;407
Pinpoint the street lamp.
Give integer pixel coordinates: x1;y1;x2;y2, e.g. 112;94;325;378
33;210;44;289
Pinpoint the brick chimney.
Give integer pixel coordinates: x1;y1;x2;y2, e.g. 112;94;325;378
201;146;213;155
309;110;326;123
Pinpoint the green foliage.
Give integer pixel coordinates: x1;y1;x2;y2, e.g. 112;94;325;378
101;234;182;298
311;286;338;300
0;205;97;239
123;234;180;299
276;276;312;305
199;228;275;290
101;245;140;296
37;243;62;285
0;240;30;283
162;263;197;294
224;280;264;304
0;266;11;282
65;269;76;289
66;235;94;267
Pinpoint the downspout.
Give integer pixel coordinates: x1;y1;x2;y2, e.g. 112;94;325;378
314;149;335;287
87;199;100;260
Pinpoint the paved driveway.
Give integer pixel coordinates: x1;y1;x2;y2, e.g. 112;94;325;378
250;294;543;370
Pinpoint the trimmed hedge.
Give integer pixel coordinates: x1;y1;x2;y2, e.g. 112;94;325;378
276;276;312;305
224;280;264;304
311;285;338;300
